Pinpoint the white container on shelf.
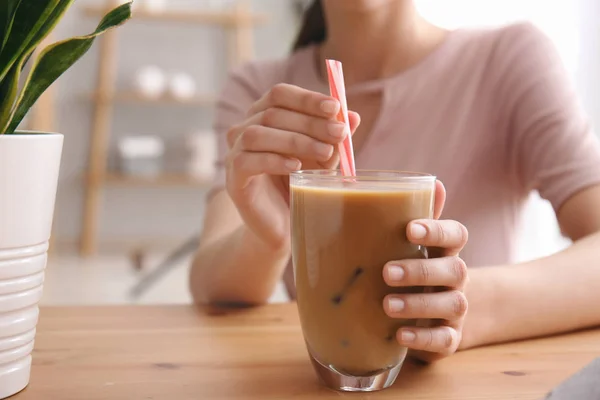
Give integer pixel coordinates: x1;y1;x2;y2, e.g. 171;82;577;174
187;131;217;181
141;0;167;13
118;136;165;177
168;72;196;101
133;66;167;99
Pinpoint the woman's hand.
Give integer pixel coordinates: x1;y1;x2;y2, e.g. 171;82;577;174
225;83;360;250
383;181;469;362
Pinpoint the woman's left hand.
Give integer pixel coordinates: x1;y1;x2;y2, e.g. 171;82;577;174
383;180;469;362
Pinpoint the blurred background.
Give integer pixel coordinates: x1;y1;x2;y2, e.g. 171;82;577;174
36;0;599;306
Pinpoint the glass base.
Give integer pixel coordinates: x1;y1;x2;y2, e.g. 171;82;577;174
309;352;403;392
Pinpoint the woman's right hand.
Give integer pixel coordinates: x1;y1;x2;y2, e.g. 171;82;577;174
225;83;361;250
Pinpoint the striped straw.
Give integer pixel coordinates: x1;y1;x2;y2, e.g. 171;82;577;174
326;59;356;177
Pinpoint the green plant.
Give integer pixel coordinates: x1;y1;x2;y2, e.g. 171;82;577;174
0;0;132;134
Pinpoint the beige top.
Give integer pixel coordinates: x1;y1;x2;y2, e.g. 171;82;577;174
210;22;600;271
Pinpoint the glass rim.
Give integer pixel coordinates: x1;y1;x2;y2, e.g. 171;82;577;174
290;169;436;182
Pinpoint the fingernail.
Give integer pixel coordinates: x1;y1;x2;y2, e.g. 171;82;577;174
328;123;345;138
285;159;300;170
410;223;427;240
314;142;333;160
321;100;339;114
387;265;404;281
388;298;405;313
401;330;416;343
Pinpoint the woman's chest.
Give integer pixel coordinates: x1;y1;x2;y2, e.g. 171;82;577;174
349;88;507;186
346;92;382;154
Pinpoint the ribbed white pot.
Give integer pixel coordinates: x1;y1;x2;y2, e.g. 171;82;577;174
0;133;63;399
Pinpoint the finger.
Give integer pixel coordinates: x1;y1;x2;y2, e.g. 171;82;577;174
383;256;468;289
227;109;345;148
384;290;468;320
313;111;360;170
407;219;468;256
227;151;300;188
234;125;335;163
348;111;361;134
396;326;460;356
434;180;446;220
248;83;340;119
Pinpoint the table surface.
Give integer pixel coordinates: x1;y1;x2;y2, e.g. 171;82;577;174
12;303;600;400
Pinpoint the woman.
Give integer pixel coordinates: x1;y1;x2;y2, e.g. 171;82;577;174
190;0;600;362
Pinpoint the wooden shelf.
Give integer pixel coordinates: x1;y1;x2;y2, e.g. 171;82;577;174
90;91;215;106
83;5;269;26
103;173;212;187
80;0;262;256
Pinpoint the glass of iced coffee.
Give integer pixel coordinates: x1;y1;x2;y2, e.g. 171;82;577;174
290;170;436;392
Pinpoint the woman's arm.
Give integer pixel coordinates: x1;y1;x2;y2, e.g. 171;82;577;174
459;23;600;349
189;190;290;305
189;61;295;305
462;185;600;349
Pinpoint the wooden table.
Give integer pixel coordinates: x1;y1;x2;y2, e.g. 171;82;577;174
12;304;600;400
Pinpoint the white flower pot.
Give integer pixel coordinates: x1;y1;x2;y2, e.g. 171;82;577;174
0;133;63;399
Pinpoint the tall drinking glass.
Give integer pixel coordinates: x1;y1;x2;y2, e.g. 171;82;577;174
290;170;436;392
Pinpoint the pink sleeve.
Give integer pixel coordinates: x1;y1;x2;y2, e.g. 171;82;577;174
500;23;600;211
208;60;285;198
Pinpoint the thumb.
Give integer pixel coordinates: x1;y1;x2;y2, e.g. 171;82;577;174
348;111;361;135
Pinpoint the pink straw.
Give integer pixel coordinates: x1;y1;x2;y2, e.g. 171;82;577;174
326;59;356;177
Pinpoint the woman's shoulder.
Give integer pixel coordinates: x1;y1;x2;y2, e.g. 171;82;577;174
458;21;559;66
459;21;551;47
447;21;564;93
488;21;557;58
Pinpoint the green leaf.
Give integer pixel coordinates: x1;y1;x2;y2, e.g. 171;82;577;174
0;64;20;129
0;0;74;83
0;0;57;81
0;51;28;131
0;0;22;51
5;2;132;134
